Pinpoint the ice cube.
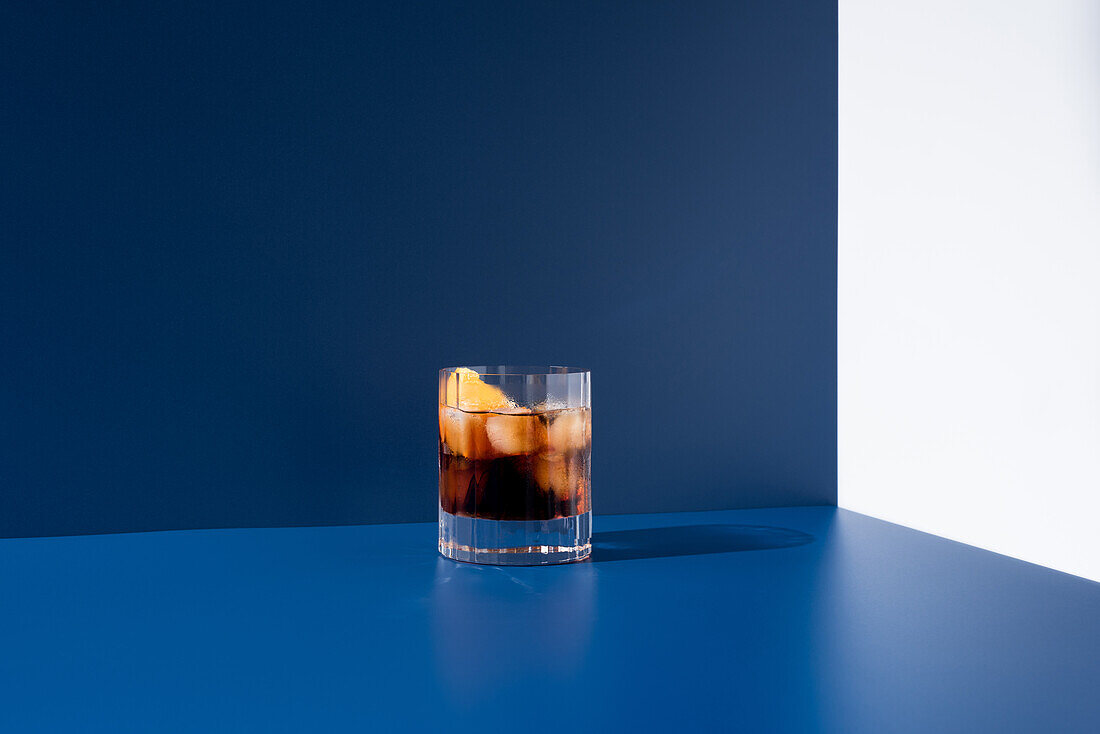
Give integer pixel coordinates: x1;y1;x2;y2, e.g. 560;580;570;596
439;454;477;514
533;451;588;513
547;409;590;453
534;452;570;494
441;406;494;459
484;412;547;456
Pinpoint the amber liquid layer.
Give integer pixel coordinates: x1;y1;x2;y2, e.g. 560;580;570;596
439;449;589;521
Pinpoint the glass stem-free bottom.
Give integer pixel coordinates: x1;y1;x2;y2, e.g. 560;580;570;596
438;509;592;565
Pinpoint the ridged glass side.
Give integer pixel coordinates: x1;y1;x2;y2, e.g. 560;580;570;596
439;509;592;565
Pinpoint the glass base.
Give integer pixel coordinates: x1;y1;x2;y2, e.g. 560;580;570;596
438;509;592;565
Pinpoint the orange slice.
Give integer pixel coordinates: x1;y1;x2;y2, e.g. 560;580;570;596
444;367;512;412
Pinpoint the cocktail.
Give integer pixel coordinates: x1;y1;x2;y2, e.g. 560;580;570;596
438;366;591;564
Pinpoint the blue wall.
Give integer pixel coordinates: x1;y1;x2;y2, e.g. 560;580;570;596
1;1;836;537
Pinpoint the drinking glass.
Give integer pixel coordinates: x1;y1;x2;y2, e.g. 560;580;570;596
438;366;591;564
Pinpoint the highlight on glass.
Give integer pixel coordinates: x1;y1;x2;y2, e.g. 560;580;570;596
437;366;591;565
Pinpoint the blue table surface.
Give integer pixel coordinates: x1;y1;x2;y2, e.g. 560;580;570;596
2;507;1098;733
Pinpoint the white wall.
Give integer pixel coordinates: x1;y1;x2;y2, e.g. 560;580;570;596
839;0;1100;581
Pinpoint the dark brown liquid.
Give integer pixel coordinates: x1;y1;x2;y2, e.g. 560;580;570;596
438;441;590;522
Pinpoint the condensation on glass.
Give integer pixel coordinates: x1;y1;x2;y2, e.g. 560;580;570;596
438;366;591;564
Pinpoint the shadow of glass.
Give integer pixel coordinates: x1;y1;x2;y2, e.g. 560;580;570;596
591;524;814;562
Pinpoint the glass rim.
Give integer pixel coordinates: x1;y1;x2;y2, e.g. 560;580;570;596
439;365;590;377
